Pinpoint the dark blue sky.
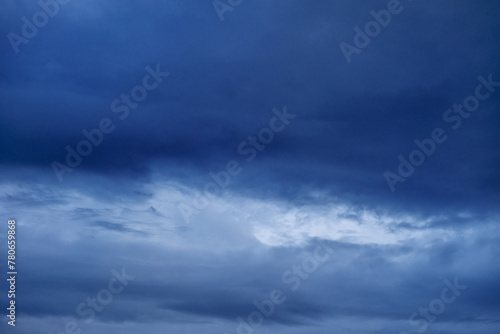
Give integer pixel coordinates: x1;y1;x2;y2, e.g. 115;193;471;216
1;1;500;333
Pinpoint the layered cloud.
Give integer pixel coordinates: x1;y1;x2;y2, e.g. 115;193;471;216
1;1;499;333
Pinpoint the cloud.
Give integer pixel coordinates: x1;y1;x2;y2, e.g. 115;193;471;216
1;1;499;333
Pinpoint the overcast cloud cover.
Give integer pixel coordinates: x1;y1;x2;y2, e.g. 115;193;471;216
1;0;500;333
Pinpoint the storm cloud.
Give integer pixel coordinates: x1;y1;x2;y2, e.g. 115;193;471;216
1;1;499;333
